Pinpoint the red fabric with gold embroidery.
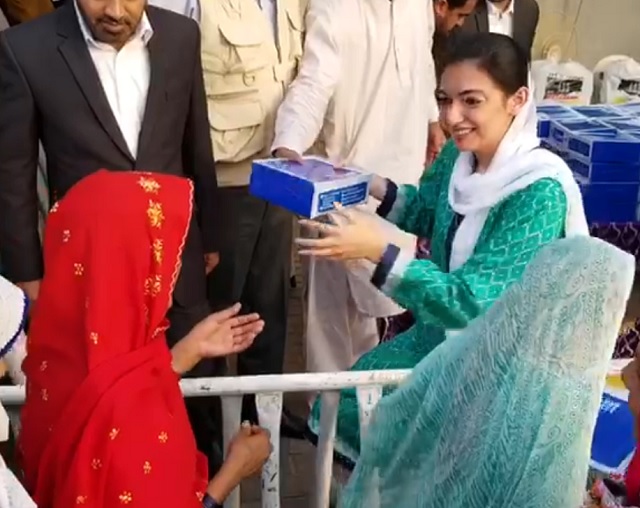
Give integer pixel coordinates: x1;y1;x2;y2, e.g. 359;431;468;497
626;443;640;504
19;170;208;507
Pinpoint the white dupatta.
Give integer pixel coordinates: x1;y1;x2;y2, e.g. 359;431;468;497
447;91;589;271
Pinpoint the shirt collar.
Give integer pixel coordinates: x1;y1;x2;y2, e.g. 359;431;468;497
486;0;514;17
73;1;154;48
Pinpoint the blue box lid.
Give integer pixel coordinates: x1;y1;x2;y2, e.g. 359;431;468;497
253;157;364;182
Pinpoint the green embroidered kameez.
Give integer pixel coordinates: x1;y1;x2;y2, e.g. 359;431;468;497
308;140;569;461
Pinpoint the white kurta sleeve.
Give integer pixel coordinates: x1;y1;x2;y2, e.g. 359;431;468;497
271;0;341;155
425;1;439;123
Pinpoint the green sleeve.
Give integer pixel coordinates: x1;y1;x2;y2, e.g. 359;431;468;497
385;141;458;239
383;179;567;329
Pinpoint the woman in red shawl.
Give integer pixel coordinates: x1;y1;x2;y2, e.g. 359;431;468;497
19;170;268;507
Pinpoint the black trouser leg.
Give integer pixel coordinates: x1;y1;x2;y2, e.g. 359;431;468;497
207;187;292;423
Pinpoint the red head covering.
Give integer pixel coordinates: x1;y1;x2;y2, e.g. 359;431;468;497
19;170;207;507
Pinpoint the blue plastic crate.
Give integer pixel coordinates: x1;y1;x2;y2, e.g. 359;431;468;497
549;118;616;150
574;173;640;222
536;103;582;117
567;155;640;183
537;113;551;139
572;105;626;119
602;117;640;131
568;130;640;164
612;101;640;116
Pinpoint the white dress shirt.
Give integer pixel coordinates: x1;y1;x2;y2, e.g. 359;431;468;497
74;3;153;158
487;0;514;37
257;0;277;38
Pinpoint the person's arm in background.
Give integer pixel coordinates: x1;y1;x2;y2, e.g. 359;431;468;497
0;32;42;302
425;1;445;164
271;0;341;159
182;21;221;273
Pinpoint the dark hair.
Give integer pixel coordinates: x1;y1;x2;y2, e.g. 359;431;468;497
444;32;529;95
445;0;474;8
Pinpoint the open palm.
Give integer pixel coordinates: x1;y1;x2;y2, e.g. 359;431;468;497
197;304;265;358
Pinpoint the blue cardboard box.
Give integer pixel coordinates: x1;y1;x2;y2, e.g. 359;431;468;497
549;119;615;151
250;157;371;218
590;392;636;474
568;130;640;164
568;155;640;183
575;173;640;223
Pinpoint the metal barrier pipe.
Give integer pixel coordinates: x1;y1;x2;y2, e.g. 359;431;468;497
0;370;413;508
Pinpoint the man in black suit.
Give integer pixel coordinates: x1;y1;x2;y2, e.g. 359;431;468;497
458;0;540;59
0;0;226;476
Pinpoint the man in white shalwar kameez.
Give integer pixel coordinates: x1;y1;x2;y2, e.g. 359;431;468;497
272;0;477;376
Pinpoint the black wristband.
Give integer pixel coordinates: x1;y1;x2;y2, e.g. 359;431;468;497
375;179;398;218
202;493;222;508
371;243;401;289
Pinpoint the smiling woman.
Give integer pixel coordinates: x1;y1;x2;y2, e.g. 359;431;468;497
436;31;529;170
300;32;590;464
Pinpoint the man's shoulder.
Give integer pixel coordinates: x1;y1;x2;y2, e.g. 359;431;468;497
146;5;198;38
2;8;58;47
516;0;540;14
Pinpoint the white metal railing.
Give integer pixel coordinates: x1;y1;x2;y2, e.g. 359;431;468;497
0;370;411;508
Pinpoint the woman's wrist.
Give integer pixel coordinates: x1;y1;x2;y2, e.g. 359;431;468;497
366;240;388;264
369;175;389;202
170;334;200;375
206;461;243;505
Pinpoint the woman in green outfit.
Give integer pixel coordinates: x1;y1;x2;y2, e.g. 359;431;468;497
297;33;589;462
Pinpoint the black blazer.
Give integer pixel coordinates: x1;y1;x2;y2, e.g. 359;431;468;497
0;4;221;304
458;0;540;60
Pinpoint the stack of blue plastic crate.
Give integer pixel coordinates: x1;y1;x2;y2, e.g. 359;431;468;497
537;103;640;223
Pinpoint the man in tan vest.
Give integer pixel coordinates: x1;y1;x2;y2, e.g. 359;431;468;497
200;0;307;434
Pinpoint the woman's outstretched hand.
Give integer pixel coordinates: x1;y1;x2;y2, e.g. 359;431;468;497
296;205;387;263
171;304;264;375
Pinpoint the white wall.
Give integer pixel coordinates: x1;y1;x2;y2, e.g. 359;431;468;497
534;0;640;68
